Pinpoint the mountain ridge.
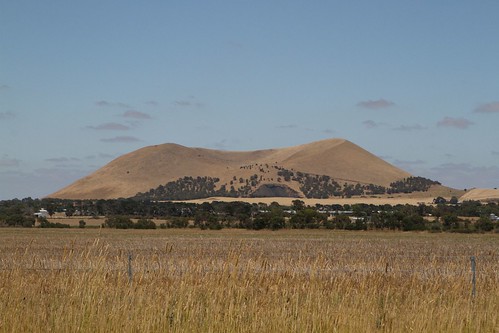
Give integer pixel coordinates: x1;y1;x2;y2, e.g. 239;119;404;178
49;138;418;200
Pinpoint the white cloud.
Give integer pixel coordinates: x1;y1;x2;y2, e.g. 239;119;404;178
357;99;395;110
122;110;151;119
474;101;499;113
436;117;473;129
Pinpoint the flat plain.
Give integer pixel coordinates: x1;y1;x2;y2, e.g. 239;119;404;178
0;229;497;332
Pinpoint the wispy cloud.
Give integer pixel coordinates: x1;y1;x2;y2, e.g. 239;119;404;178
0;157;20;168
393;124;426;131
0;84;11;90
87;123;130;131
492;151;499;156
173;96;204;108
100;136;140;143
322;129;335;135
0;112;15;120
95;100;131;109
474;101;499;113
122;110;151;119
357;98;395;110
362;120;386;129
437;117;473;129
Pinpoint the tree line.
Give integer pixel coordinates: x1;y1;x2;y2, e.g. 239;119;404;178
0;197;498;233
134;171;441;200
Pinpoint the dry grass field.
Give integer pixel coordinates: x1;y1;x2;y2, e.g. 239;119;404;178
0;229;497;332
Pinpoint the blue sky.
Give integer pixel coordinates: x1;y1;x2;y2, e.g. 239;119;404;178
1;1;499;199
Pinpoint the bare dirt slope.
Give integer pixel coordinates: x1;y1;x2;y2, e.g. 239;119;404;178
459;188;499;202
49;138;413;199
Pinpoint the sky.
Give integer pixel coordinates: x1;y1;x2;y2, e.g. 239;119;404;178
1;1;499;200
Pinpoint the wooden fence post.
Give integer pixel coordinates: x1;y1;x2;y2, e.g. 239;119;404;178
470;256;476;298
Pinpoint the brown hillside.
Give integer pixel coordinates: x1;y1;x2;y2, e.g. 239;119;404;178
48;138;412;200
459;188;499;202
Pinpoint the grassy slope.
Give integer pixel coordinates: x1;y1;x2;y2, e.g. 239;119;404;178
48;138;413;200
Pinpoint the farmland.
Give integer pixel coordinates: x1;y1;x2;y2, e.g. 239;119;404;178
0;229;497;332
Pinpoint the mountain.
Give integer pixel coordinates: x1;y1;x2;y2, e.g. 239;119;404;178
48;138;419;200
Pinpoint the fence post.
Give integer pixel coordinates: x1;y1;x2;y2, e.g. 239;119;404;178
470;256;476;298
128;252;133;284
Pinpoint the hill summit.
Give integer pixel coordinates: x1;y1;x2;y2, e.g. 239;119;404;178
48;138;439;200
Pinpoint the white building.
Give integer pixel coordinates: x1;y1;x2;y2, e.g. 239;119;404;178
34;208;49;218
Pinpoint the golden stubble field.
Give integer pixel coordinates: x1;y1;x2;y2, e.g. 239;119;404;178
0;229;497;332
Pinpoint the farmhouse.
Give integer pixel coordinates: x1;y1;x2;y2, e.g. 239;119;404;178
34;208;49;218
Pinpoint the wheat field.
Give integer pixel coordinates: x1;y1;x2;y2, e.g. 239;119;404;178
0;229;497;332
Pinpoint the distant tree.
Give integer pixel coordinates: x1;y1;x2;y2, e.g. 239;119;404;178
401;214;426;231
289;208;326;229
292;200;305;211
441;214;459;230
134;218;156;229
167;217;189;228
476;216;494;232
332;214;351;229
269;215;285;230
252;216;268;230
6;214;34;227
105;216;134;229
